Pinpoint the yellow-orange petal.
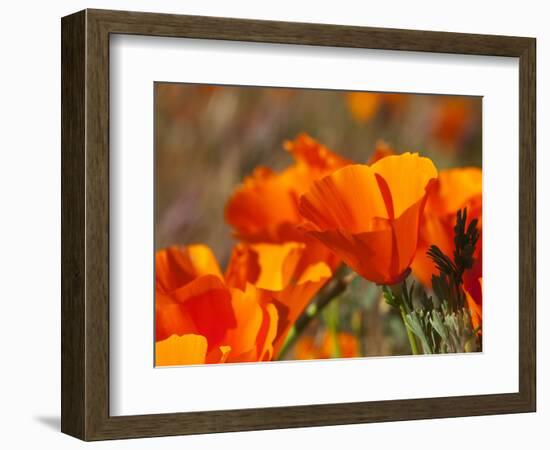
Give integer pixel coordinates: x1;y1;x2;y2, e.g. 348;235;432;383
255;302;279;361
371;152;438;219
224;285;265;360
155;334;208;366
251;242;305;291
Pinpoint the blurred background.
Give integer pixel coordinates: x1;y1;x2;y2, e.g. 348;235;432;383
155;82;482;359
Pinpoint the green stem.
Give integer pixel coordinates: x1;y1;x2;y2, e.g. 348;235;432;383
388;281;420;356
277;266;355;360
399;305;419;355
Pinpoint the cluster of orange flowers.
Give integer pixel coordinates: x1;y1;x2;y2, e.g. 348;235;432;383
156;133;482;366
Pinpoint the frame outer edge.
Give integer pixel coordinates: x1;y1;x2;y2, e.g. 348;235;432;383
60;8;537;440
84;8;531;57
518;38;536;411
84;9;112;441
61;10;87;440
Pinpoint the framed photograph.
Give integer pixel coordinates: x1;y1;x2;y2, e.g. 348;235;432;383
61;9;536;441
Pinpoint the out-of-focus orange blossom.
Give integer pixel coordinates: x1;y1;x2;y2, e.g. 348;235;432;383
368;139;396;165
431;97;477;148
299;152;438;285
347;92;407;123
295;332;359;360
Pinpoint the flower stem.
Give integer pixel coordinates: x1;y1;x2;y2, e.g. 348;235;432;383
399;305;419;355
277;266;355;360
387;281;420;356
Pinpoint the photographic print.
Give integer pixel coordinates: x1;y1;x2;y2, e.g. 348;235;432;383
154;83;483;367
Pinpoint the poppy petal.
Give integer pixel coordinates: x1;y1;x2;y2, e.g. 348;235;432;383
155;334;208;366
371;152;438;218
224;285;265;360
299;164;388;232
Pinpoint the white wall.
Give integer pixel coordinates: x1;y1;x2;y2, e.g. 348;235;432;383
0;0;546;448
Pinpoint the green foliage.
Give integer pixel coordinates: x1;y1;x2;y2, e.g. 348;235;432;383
384;208;481;354
453;208;480;279
428;208;480;311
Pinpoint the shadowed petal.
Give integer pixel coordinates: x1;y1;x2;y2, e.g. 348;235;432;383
299;164;387;232
156;245;223;293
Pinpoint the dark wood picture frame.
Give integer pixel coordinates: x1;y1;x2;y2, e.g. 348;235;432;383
61;8;536;441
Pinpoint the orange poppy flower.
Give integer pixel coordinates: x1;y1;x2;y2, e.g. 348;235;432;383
224;133;351;244
299;153;438;285
347;92;407;123
224;242;332;355
155;245;278;366
411;167;482;288
294;332;359;360
155;240;332;365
